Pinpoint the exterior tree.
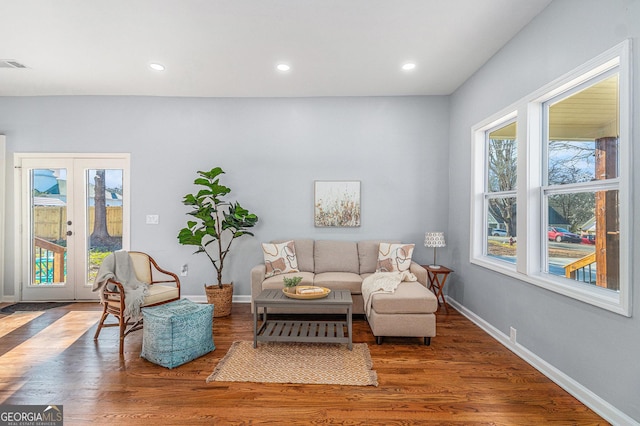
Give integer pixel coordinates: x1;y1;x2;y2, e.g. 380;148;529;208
488;138;517;237
488;139;597;235
90;169;111;247
547;141;596;232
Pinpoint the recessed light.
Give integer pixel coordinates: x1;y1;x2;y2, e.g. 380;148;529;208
402;62;416;71
149;63;165;71
276;63;291;72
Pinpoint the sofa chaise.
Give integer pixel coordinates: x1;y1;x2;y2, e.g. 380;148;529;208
250;239;438;344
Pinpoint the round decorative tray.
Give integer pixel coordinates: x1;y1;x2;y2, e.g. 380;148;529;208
283;286;331;299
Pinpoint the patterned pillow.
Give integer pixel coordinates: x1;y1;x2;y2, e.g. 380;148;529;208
376;243;415;273
262;240;300;278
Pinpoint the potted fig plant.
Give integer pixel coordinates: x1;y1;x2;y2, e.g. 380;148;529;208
177;167;258;317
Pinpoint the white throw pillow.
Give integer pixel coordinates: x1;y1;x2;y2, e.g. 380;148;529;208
376;243;415;273
262;240;300;278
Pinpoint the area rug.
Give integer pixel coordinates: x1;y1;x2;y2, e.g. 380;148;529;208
0;302;72;314
206;341;378;386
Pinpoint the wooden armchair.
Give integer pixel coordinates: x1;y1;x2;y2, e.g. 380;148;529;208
93;251;181;355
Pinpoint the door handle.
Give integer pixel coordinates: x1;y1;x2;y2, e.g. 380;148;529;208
67;221;72;225
66;230;73;236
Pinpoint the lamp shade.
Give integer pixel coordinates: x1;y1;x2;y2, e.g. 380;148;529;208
424;232;446;248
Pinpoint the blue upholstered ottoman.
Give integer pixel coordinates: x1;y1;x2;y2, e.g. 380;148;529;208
141;299;215;368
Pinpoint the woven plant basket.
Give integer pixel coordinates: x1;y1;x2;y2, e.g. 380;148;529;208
204;283;233;317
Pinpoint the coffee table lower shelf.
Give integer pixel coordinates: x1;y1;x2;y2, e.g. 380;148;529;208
256;320;349;345
253;289;353;350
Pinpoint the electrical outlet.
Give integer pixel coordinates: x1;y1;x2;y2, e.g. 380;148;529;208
146;214;159;225
180;264;188;276
510;327;517;343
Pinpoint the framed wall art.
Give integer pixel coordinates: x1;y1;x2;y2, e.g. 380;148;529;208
314;180;361;227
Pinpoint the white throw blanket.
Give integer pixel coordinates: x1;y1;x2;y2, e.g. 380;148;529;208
92;251;149;320
361;270;417;317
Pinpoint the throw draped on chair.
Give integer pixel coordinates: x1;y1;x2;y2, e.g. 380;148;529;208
93;251;180;355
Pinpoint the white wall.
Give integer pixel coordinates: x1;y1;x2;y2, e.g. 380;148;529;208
3;0;637;421
0;95;450;300
0;136;5;299
448;0;639;422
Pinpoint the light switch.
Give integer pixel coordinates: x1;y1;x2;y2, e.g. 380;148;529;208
146;214;159;225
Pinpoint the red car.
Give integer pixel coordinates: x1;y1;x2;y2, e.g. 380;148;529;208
581;234;596;245
548;227;582;243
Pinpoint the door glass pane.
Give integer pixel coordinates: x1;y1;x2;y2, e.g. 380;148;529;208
87;169;124;284
546;190;619;291
31;169;67;285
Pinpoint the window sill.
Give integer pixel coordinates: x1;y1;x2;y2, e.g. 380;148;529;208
471;256;630;317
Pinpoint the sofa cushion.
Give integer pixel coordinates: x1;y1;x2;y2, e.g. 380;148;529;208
371;282;438;314
358;240;399;274
142;284;180;306
273;239;314;272
377;243;415;273
314;272;363;294
262;240;299;277
360;272;374;281
358;241;380;274
314;240;359;274
262;271;315;290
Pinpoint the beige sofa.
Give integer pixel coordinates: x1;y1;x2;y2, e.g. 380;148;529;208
250;239;438;344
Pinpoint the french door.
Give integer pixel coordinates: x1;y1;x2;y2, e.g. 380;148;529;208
17;154;130;301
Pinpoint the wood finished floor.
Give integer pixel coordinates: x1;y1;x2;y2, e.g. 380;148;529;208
0;302;606;425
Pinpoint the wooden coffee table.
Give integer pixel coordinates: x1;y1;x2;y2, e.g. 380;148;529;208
253;289;353;350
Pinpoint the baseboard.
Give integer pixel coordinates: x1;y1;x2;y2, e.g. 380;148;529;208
182;295;207;303
182;294;251;304
1;294;249;305
446;297;639;426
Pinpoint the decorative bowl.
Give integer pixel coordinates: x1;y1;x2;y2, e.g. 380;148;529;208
282;286;331;299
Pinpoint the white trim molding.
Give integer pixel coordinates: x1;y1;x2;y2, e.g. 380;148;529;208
182;294;251;304
447;296;639;426
0;136;5;302
470;40;633;316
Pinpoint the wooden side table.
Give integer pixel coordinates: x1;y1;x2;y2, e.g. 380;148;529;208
423;265;453;313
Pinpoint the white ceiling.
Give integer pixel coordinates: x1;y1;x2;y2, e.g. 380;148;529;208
0;0;552;98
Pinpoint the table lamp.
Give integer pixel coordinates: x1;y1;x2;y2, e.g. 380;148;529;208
424;232;446;269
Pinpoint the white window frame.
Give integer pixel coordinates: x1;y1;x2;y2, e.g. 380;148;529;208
480;117;518;263
471;110;519;271
470;40;632;316
0;136;5;302
13;152;131;301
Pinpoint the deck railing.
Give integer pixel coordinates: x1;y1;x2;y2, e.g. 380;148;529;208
564;252;596;284
34;237;66;283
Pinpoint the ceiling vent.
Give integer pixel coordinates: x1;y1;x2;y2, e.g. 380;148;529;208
0;60;28;69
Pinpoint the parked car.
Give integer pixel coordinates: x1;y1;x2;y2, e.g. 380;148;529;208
581;234;596;245
491;229;507;237
548;227;582;243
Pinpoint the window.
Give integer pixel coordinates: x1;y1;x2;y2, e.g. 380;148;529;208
543;73;620;291
471;41;631;316
485;121;517;264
